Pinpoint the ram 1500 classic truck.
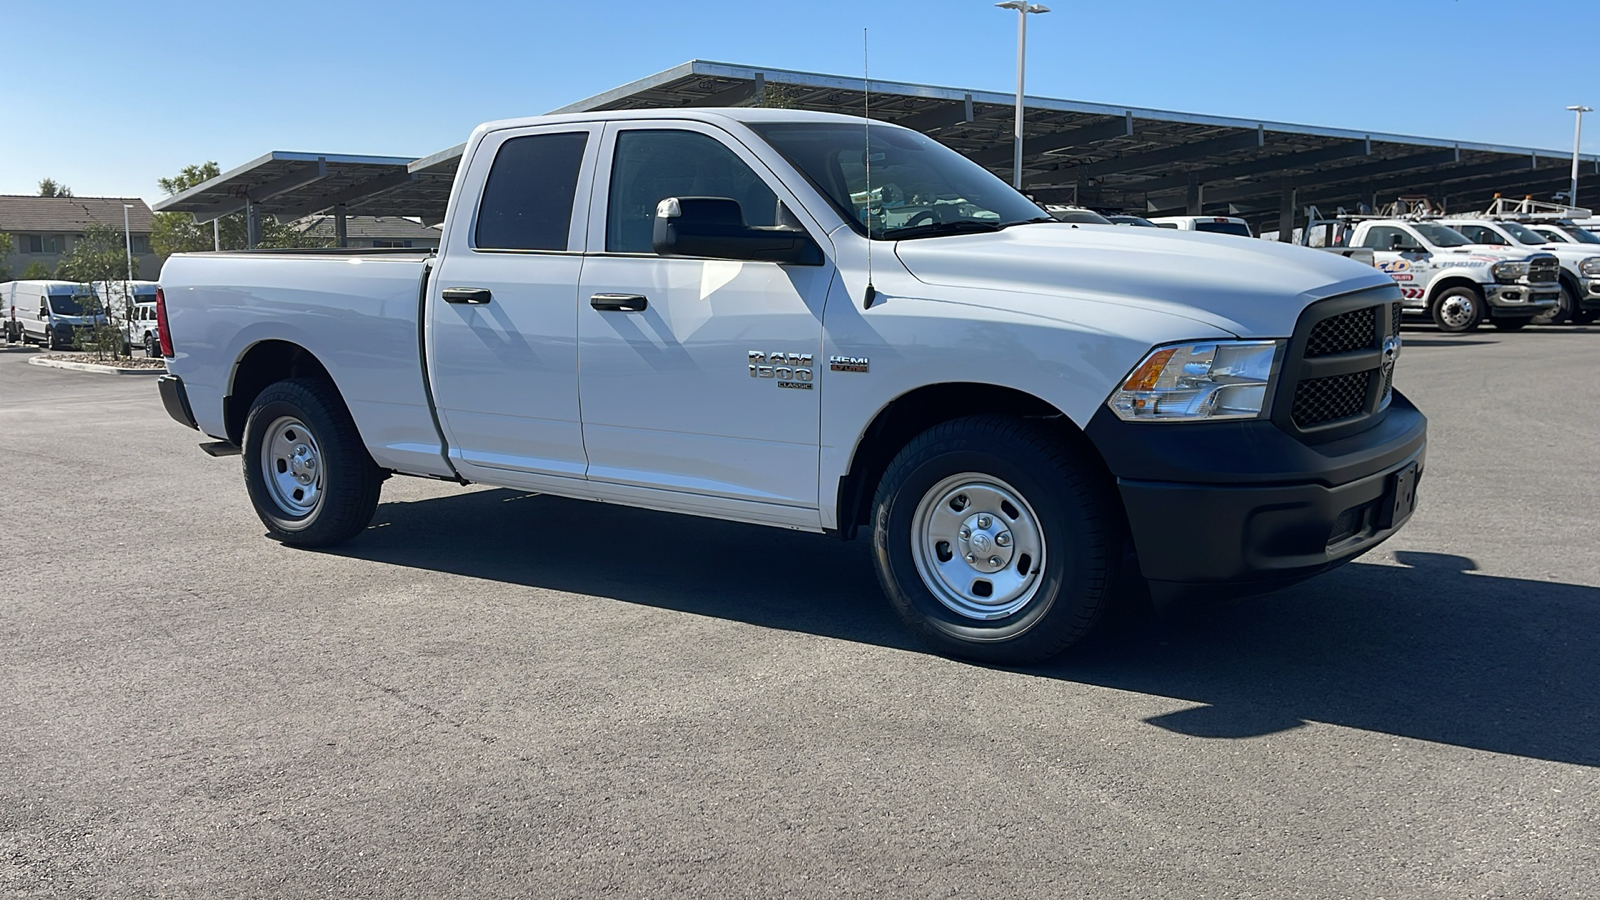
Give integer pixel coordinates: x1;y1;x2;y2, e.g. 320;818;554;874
155;108;1426;664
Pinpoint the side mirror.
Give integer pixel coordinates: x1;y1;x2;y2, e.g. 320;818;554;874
1389;235;1405;251
653;197;824;265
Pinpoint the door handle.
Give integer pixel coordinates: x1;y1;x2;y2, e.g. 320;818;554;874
590;293;649;312
442;287;493;305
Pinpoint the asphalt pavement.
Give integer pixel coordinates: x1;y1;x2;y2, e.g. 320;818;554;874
1;326;1596;899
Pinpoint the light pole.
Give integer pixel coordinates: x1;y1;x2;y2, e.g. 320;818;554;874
1567;105;1591;210
123;204;135;354
996;0;1049;190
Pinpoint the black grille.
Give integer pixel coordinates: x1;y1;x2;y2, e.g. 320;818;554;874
1529;257;1560;283
1391;301;1404;331
1293;371;1371;427
1305;306;1377;357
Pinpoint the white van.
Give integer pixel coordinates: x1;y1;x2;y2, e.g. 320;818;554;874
93;280;160;354
1147;215;1254;237
8;280;107;350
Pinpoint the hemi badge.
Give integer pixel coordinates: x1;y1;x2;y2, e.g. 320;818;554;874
829;355;869;373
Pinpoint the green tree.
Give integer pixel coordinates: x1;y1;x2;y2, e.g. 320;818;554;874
38;178;73;198
0;232;12;281
56;223;136;359
151;161;329;255
21;261;51;280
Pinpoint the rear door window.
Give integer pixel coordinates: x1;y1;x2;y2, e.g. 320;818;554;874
475;132;589;251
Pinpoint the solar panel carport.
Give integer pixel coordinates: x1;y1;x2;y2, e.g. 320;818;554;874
155;60;1600;242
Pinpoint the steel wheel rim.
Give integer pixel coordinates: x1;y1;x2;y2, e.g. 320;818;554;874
1440;295;1475;328
261;416;324;518
910;472;1047;620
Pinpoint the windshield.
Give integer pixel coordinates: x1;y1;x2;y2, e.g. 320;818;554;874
1412;222;1473;247
1194;221;1252;237
751;122;1053;240
47;294;86;315
1498;221;1551;245
1559;225;1600;244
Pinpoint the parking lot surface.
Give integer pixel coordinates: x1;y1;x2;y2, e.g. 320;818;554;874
2;328;1597;899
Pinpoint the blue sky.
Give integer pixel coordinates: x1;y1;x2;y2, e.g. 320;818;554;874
5;0;1598;204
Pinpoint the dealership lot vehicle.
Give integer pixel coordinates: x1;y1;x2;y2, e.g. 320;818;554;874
2;280;110;350
1148;214;1254;236
93;280;162;353
1323;218;1560;332
157;108;1425;664
1437;216;1600;325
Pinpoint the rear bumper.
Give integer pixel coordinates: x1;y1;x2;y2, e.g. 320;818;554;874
1086;391;1427;606
158;374;198;430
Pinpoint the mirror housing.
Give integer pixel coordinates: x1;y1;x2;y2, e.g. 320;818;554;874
653;197;823;265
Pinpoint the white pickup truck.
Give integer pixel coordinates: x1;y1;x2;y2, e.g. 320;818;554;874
1439;217;1600;326
155;108;1426;663
1341;218;1560;332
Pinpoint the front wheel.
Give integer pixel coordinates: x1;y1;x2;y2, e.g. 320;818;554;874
1431;287;1483;333
871;416;1117;665
242;378;382;547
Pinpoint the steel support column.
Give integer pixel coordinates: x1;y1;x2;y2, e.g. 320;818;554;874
1186;174;1204;215
1278;182;1296;243
245;198;261;249
334;204;348;248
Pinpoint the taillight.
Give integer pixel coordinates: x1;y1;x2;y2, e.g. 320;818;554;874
155;287;174;357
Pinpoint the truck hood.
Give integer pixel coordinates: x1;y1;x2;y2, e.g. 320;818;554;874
892;224;1393;338
1451;244;1556;262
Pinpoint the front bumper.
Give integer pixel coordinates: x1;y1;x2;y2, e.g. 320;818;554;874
158;374;198;430
1086;391;1427;606
1484;282;1560;315
1583;279;1600;311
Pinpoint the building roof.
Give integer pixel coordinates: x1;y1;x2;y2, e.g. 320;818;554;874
293;216;442;240
149;151;423;223
0;196;155;233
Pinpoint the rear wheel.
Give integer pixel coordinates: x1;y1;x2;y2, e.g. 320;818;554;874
242;378;382;547
871;416;1117;665
1431;286;1483;333
143;332;158;358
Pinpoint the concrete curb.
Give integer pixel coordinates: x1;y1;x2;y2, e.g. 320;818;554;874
28;356;165;376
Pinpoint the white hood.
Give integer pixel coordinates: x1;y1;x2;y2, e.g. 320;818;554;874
893;223;1394;338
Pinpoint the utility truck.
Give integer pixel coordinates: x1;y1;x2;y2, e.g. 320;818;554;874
154;108;1426;663
1437;199;1600;325
1300;206;1559;332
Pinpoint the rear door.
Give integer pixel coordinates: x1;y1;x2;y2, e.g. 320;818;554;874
426;124;600;481
574;121;834;512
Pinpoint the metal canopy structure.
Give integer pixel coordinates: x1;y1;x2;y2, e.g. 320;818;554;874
156;60;1600;242
554;60;1600;234
151;151;431;246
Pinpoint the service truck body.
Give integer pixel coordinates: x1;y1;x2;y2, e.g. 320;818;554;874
156;109;1426;662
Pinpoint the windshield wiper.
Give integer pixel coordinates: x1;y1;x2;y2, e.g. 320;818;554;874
882;220;1003;240
999;216;1058;229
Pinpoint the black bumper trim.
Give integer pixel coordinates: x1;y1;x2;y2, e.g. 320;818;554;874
158;374;198;430
1087;391;1427;605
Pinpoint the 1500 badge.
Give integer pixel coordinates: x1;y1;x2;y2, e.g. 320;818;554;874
749;351;813;389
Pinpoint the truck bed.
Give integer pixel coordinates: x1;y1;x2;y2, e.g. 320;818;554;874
159;250;453;478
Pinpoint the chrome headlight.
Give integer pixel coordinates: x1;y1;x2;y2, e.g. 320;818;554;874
1108;340;1281;422
1492;260;1529;283
1580;257;1600;278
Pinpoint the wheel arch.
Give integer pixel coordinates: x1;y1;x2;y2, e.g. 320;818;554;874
1426;275;1484;304
224;339;336;446
831;382;1111;540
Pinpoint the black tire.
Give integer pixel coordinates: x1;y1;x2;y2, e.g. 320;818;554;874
1532;284;1576;326
1430;286;1483;333
1575;309;1597;325
143;332;158;358
44;327;58;350
1493;318;1530;331
242;377;382;547
870;416;1118;665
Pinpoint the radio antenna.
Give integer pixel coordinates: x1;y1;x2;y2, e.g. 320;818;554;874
862;27;879;310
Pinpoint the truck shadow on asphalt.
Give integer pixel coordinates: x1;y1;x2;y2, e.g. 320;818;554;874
339;489;1599;768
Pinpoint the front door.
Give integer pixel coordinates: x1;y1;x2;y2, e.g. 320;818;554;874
576;122;834;510
427;124;601;482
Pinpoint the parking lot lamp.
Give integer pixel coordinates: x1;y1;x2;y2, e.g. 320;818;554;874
996;0;1049;190
1567;105;1591;210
